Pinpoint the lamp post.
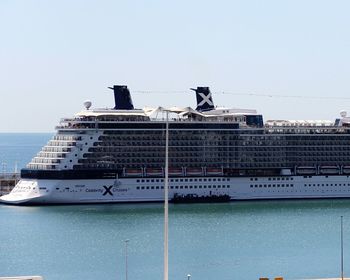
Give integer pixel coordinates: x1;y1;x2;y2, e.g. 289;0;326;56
341;216;344;280
164;110;169;280
124;239;130;280
187;274;191;280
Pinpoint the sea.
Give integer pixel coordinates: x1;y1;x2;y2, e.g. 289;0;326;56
1;133;350;280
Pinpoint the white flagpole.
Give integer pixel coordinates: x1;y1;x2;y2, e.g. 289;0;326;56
164;110;169;280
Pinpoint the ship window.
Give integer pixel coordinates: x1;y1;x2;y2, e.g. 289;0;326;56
151;179;154;182
203;186;207;188
141;179;145;183
137;187;140;190
199;179;202;181
180;186;183;189
250;185;253;188
208;186;211;188
151;187;154;189
268;184;271;187
213;179;216;182
194;179;198;182
175;186;179;189
141;187;145;190
227;185;230;188
199;185;202;188
254;178;257;181
175;179;179;182
204;179;207;181
250;178;253;181
137;180;140;182
218;185;221;188
180;179;183;182
146;187;150;189
161;186;164;189
189;186;193;189
218;178;221;181
156;186;159;189
170;186;174;189
185;186;188;189
156;179;159;182
190;179;193;182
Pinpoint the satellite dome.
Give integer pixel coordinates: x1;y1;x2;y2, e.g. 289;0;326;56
84;100;92;110
340;110;347;118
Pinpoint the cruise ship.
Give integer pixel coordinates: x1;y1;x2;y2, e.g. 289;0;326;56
2;85;350;205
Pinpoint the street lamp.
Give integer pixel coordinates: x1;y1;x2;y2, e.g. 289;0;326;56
187;274;191;280
124;239;130;280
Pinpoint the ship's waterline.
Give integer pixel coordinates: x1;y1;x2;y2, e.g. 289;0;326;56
2;174;350;204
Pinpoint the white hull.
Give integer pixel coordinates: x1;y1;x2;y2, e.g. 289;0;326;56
2;175;350;205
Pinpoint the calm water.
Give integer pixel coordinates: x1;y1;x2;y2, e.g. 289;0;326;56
0;133;53;171
1;134;350;280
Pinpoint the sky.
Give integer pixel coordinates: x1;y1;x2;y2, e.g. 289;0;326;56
1;0;350;132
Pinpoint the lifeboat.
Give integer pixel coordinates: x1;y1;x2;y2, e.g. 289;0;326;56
206;167;223;176
186;167;203;176
320;166;339;175
296;166;317;175
168;168;183;176
124;168;143;177
342;166;350;174
145;168;163;177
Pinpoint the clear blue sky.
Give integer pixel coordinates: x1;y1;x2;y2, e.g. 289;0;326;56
1;0;350;132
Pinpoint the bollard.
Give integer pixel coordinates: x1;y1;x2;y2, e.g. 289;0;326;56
274;277;283;280
259;278;269;280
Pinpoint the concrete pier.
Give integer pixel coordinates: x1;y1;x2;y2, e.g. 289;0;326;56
0;173;19;195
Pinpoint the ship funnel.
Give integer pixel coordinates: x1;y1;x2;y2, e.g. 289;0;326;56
190;87;215;112
108;85;134;110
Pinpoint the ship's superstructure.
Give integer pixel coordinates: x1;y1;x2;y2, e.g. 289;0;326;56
2;85;350;205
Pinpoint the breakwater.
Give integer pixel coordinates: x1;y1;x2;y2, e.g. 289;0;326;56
0;173;19;195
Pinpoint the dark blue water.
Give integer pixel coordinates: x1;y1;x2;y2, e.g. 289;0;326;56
0;134;349;280
0;133;53;172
